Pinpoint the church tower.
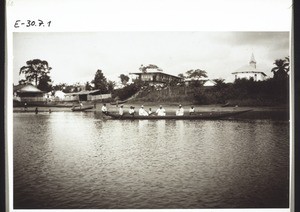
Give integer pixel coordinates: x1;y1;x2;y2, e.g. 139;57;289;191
249;53;256;68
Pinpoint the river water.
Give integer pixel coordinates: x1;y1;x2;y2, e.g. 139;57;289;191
13;112;290;209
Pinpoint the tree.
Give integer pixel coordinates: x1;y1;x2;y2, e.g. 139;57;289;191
178;73;185;79
213;78;227;91
53;83;67;91
85;81;93;91
119;74;130;85
107;80;116;93
271;57;289;80
186;69;208;79
139;64;162;73
37;75;52;92
91;69;108;93
19;59;52;86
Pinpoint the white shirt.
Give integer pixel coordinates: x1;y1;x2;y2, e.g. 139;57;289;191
156;108;166;116
129;108;135;114
176;107;184;116
119;107;124;115
189;107;195;113
101;106;107;112
139;108;148;116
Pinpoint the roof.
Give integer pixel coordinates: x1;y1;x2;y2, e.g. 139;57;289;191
232;70;267;76
13;84;43;93
184;77;209;82
130;71;183;79
66;89;101;95
232;64;267;76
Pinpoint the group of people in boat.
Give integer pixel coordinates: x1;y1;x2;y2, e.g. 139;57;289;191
101;103;196;116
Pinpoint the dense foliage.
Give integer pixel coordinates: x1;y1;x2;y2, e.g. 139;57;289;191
193;78;289;106
19;59;53;92
91;69;109;93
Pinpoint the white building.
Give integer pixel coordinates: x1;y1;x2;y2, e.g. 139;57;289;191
184;77;216;87
232;54;267;81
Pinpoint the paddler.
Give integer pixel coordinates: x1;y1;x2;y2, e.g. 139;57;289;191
119;104;124;116
189;106;195;115
101;103;108;114
156;105;166;116
129;106;135;116
176;104;184;116
138;105;148;116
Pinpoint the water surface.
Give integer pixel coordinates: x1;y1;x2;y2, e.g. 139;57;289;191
13;112;289;209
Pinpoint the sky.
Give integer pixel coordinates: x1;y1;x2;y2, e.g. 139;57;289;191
13;31;290;85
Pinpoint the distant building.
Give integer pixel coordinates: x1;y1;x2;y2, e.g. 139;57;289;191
64;90;112;101
13;84;44;102
232;54;267;81
184;77;216;87
130;67;183;85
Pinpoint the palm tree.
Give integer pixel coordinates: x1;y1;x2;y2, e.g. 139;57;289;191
19;59;52;86
271;57;289;80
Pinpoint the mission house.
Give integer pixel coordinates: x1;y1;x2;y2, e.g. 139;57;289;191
130;67;183;85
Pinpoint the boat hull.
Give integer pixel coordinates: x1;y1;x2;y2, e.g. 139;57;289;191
71;106;94;111
110;100;127;105
104;110;252;120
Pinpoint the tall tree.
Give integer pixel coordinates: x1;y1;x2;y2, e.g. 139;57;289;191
119;74;130;85
186;69;208;79
19;59;52;86
271;57;289;80
107;80;116;93
37;75;52;92
92;69;108;93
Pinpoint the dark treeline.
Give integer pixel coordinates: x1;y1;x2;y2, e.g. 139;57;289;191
130;77;289;106
193;78;289;106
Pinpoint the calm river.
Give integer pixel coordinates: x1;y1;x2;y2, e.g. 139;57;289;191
13;112;289;209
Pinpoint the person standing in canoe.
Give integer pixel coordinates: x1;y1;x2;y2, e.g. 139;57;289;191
101;103;108;114
139;105;148;116
119;104;124;116
176;104;184;116
156;105;166;116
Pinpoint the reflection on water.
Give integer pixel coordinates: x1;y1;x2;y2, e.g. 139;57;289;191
13;112;289;209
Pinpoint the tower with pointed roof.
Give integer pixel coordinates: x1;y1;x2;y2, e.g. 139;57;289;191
249;53;256;68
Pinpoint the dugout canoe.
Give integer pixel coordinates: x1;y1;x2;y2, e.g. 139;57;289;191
110;100;127;105
104;110;252;120
71;106;94;111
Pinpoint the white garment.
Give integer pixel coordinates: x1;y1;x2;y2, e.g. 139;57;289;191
176;107;184;116
101;106;107;112
119;107;124;115
156;108;166;116
129;108;135;114
139;108;148;116
189;107;195;113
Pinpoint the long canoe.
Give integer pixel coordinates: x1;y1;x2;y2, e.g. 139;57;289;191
104;110;252;120
71;106;94;111
110;100;127;105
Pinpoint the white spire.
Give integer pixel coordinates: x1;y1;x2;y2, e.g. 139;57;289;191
249;53;256;68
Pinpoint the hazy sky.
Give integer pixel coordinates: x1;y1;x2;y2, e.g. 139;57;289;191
13;32;289;85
